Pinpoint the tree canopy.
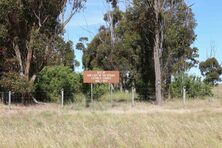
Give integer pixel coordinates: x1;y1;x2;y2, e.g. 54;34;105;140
199;57;222;85
82;0;199;100
0;0;86;94
0;0;219;104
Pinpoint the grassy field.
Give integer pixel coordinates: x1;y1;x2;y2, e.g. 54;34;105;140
0;86;222;147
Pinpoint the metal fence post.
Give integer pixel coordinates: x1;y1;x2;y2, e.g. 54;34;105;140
131;87;135;107
110;84;113;107
9;91;11;109
183;86;186;105
61;88;64;107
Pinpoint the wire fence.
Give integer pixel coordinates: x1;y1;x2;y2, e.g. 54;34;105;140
0;88;139;108
0;87;219;110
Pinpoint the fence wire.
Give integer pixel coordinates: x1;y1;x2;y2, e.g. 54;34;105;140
0;88;220;110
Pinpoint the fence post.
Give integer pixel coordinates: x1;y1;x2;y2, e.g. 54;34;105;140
131;87;135;107
183;86;186;105
91;84;93;107
110;84;113;107
1;92;3;103
61;88;64;107
9;91;11;109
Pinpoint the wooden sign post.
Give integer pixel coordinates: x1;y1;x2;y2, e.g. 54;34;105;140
83;71;120;107
83;71;120;84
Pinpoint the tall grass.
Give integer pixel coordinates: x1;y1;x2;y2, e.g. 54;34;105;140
99;91;134;102
0;86;222;147
0;109;222;148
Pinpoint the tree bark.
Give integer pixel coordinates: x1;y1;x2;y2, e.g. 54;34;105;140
154;0;162;105
25;28;36;81
25;48;33;80
108;11;115;44
154;30;162;104
13;40;24;76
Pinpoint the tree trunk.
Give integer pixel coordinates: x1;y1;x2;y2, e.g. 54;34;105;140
25;30;35;81
154;0;162;105
108;11;115;44
22;94;25;105
154;31;162;104
107;3;116;70
25;48;33;80
13;41;24;76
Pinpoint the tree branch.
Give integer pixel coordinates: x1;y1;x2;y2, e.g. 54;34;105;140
33;11;49;31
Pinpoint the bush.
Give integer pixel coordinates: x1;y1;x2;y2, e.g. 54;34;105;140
0;72;34;94
82;83;109;100
170;74;213;98
73;93;86;103
93;84;109;100
0;72;35;103
99;91;133;102
35;65;82;103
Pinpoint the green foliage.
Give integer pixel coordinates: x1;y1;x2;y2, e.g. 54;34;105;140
0;24;7;38
0;72;34;94
82;83;109;101
73;93;86;103
0;0;85;93
35;65;82;103
99;91;133;102
83;0;198;100
170;74;213;98
199;57;222;85
93;84;109;100
53;37;78;70
81;67;110;100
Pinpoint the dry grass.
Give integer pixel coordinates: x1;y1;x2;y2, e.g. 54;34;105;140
0;86;222;147
212;85;222;99
0;111;221;148
0;100;222;148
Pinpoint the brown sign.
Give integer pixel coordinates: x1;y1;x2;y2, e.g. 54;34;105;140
83;71;120;84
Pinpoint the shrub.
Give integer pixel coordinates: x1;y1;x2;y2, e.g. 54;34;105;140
82;83;109;100
0;72;34;94
35;65;82;103
81;68;109;100
99;91;133;102
73;93;86;103
0;72;35;103
170;74;213;98
93;84;109;100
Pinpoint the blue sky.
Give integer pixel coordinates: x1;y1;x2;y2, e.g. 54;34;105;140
64;0;222;76
64;0;107;72
188;0;222;76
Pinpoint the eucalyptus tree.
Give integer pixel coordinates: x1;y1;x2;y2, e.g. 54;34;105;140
0;0;86;100
81;0;198;102
199;57;222;85
128;0;198;103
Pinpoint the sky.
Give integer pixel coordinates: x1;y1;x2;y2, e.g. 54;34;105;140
64;0;109;72
64;0;222;76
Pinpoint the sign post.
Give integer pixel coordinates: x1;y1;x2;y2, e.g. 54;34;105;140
83;71;120;107
83;71;120;84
